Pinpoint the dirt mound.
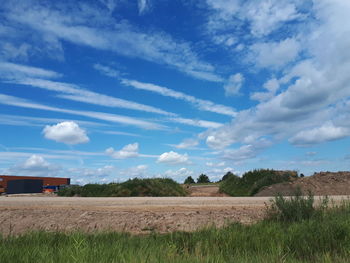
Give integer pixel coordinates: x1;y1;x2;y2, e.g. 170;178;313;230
185;185;229;197
255;171;350;196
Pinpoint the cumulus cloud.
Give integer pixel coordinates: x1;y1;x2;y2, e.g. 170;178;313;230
250;78;280;101
157;151;190;165
249;38;300;68
224;73;244;96
289;123;349;146
43;121;89;144
7;155;61;177
202;0;350;157
106;143;139;159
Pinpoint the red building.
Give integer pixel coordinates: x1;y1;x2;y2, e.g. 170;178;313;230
0;175;70;193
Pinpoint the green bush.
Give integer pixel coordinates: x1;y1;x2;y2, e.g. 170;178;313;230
219;169;295;196
57;178;186;197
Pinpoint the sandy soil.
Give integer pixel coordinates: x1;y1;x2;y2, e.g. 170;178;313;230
1;195;347;236
0;196;269;236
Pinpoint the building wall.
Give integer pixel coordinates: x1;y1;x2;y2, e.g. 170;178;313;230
0;175;70;190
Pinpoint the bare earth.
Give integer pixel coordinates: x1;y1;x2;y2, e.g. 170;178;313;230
0;196;268;236
1;195;348;236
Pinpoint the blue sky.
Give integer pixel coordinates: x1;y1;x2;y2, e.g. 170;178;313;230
1;0;350;184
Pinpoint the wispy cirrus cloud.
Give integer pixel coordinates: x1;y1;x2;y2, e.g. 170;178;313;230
0;62;61;79
6;77;175;116
2;0;222;82
122;79;236;117
93;63;121;78
169;117;223;129
0;93;165;130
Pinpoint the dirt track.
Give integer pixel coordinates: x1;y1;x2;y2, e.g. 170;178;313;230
1;196;347;236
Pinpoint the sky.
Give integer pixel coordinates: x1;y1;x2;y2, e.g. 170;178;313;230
0;0;350;184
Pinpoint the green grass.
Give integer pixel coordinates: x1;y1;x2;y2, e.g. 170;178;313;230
58;178;187;197
1;195;350;262
219;169;296;196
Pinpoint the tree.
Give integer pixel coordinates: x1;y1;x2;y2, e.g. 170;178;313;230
221;171;236;181
184;176;195;184
197;174;210;184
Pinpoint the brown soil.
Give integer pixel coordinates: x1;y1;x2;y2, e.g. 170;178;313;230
0;196;268;236
256;171;350;196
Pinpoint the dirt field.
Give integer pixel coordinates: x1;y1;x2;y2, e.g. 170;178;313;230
0;196;268;236
1;195;347;236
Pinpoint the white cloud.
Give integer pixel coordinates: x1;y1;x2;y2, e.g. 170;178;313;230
99;0;119;12
105;143;139;159
249;38;300;68
3;1;222;82
224;73;244;96
93;63;120;77
69;165;117;178
206;0;301;38
169;117;223;129
173;138;199;149
250;78;280;102
0;93;165;130
206;161;225;167
157;151;190;165
7;155;61;177
0;62;61;79
164;167;193;179
0;42;31;61
138;0;151;15
0;114;106;128
243;0;301;37
8;78;174;116
122;79;236;117
119;164;148;178
289;123;349;146
43;121;89;145
201;0;350;156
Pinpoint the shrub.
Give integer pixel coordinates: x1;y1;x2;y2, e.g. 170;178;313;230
219;169;295;196
218;173;242;196
266;188;329;222
57;178;186;197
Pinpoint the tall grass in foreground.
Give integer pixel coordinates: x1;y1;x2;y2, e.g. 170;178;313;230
1;196;350;263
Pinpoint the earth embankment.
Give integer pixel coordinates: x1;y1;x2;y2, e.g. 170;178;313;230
256;172;350;196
